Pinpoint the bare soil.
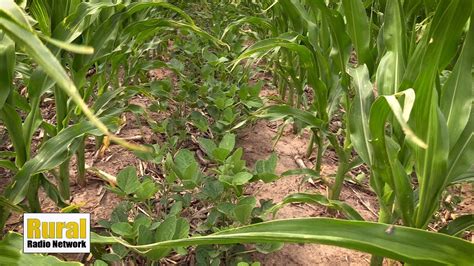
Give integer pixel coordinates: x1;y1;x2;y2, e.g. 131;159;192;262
239;118;375;265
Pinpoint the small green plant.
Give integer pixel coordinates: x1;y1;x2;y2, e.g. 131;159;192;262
97;133;279;264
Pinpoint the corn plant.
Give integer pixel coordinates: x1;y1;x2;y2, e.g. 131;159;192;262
228;0;361;201
346;0;473;263
0;0;222;230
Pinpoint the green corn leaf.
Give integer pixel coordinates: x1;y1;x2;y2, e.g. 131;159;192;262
0;196;23;213
277;0;306;33
0;103;27;167
0;232;81;265
306;0;351;79
92;218;474;265
269;193;364;221
0;0;31;30
376;0;406;95
439;214;474;237
413;104;449;229
342;0;373;69
126;2;195;26
257;105;325;129
221;16;275;40
0;159;16;172
28;0;51;36
409;1;472;228
447;107;474;183
0;31;14;109
231;36;314;71
38;33;94;54
281;168;319;177
51;1;122;44
384;138;415;226
372;89;426;149
440;15;473;148
348;65;374;165
123;19;227;49
22;71;54;154
71;1;206;70
369;89;425;225
3;116;120;206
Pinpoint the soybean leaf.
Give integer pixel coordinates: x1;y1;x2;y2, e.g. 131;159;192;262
117;167;140;195
218;133;236;152
111;222;134;237
198;138;217;159
254;153;278;183
146;216;177;260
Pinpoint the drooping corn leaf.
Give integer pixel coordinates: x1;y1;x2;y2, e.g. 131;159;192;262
0;232;81;265
92;218;474;265
439;214;474;237
269;193;364;221
256;105;325;129
221;16;275;40
369;89;425;225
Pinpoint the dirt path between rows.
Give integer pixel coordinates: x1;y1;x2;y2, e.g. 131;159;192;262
238;115;376;265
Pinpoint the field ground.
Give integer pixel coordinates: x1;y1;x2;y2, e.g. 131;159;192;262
3;77;471;265
0;1;472;265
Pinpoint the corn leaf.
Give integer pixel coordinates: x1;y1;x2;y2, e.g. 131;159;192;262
376;0;406;95
342;0;373;69
0;31;14;109
92;218;474;265
0;232;80;265
439;214;474;237
269;193;364;221
348;65;374;165
448;108;474;183
410;0;472;228
257;105;325;129
440;15;473;149
3;116;120;206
